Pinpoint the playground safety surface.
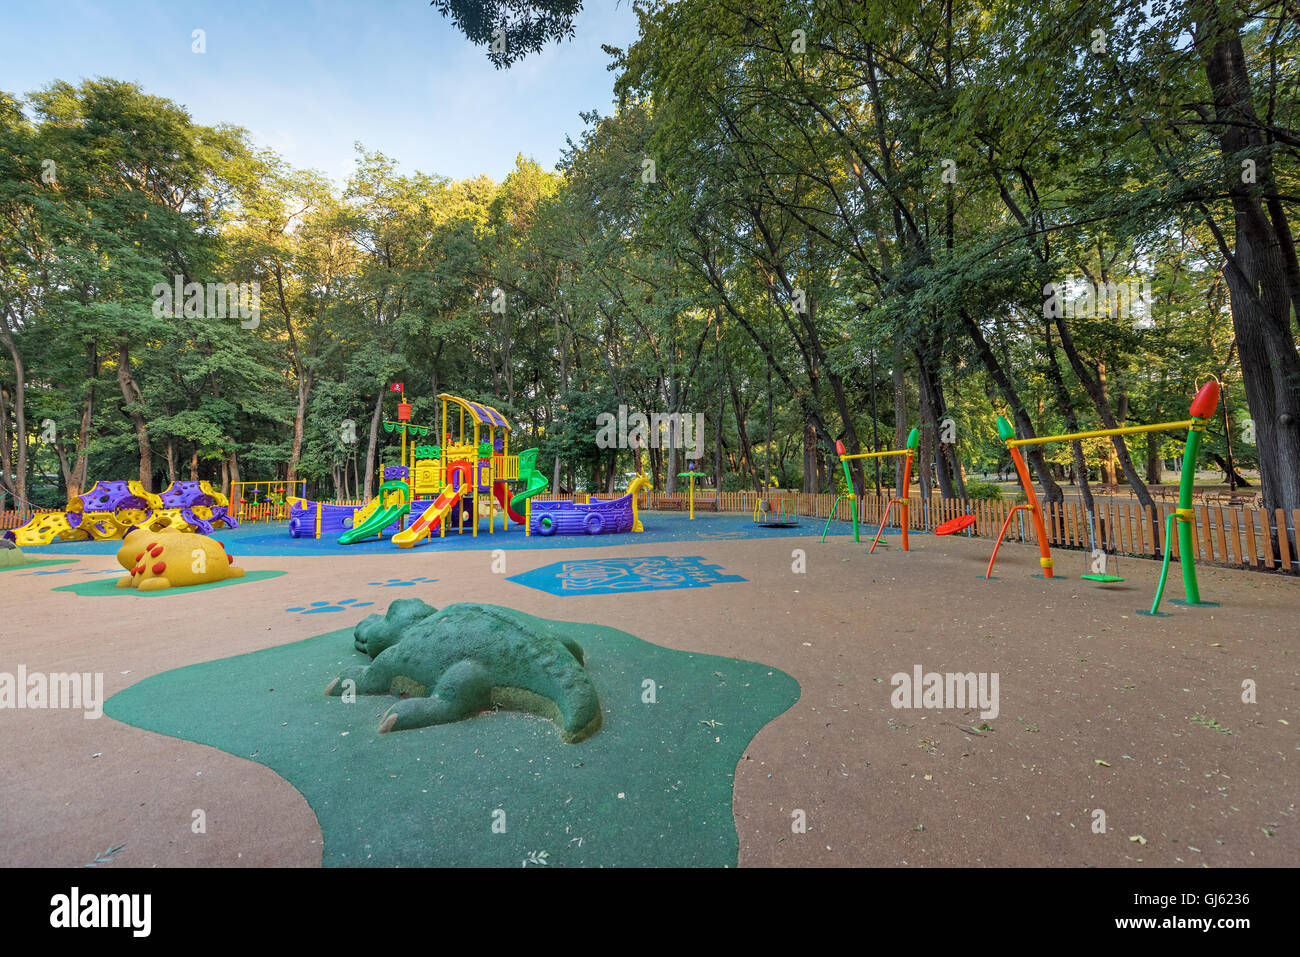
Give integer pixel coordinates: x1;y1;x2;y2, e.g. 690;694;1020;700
3;518;1296;867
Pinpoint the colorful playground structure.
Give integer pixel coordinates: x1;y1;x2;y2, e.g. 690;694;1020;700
987;379;1221;615
3;479;239;546
232;481;305;522
821;428;920;551
288;389;649;546
291;391;534;546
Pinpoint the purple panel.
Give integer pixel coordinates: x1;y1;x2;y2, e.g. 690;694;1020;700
529;492;636;536
78;480;150;513
158;480;215;509
287;497;441;539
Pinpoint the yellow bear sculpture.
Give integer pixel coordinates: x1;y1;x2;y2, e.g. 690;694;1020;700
115;527;244;591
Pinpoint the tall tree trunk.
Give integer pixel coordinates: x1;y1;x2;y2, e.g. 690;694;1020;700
0;384;11;514
725;355;763;492
363;387;385;501
803;421;818;494
0;319;27;516
72;362;95;495
714;330;724;490
1146;435;1163;485
957;308;1064;503
916;351;954;498
228;449;241;499
828;368;865;493
287;374;311;483
1194;5;1300;562
765;355;774;490
892;341;908;497
665;374;680;493
1043;321;1096;547
1052;317;1153;511
115;343;152;491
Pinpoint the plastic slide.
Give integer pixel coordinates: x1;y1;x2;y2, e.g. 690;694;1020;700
508;448;549;516
493;483;526;525
391;484;460;548
339;478;412;545
339;500;408;544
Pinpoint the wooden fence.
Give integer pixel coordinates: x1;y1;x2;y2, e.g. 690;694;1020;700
638;490;1300;576
6;490;1297;575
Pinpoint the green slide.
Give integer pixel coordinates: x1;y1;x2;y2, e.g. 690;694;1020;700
339;479;410;545
510;448;549;513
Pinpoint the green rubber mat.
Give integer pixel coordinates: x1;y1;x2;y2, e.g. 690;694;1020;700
0;558;79;573
106;610;800;867
54;569;287;596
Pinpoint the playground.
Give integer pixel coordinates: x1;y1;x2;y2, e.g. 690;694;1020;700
3;509;1296;867
3;0;1300;890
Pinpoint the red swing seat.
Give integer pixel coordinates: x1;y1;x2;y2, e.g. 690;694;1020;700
935;515;976;535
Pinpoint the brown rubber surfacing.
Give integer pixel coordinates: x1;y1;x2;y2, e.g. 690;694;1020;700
1;533;1296;867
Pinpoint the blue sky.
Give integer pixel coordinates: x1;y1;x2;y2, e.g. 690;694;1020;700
0;0;640;183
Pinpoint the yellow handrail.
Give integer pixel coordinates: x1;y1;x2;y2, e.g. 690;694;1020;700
839;447;912;461
1007;419;1195;448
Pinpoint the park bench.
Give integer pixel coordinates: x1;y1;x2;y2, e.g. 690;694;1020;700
654;491;719;512
655;494;687;511
1210;490;1262;508
693;493;720;512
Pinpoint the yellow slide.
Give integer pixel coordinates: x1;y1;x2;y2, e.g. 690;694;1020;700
391;483;460;549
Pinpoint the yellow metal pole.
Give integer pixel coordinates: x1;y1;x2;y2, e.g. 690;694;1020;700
472;421;479;537
1007;419;1196;448
840;448;911;461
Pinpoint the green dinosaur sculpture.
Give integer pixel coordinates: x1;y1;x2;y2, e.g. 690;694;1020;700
326;599;602;742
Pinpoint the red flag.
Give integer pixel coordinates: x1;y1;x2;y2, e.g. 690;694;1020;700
389;382;404;393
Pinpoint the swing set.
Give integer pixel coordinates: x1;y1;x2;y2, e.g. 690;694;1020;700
986;379;1221;616
821;427;920;552
754;494;799;528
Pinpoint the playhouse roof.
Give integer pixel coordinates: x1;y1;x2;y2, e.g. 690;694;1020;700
438;393;511;431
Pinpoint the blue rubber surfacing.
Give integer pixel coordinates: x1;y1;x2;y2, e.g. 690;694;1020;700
21;512;880;559
508;556;746;596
